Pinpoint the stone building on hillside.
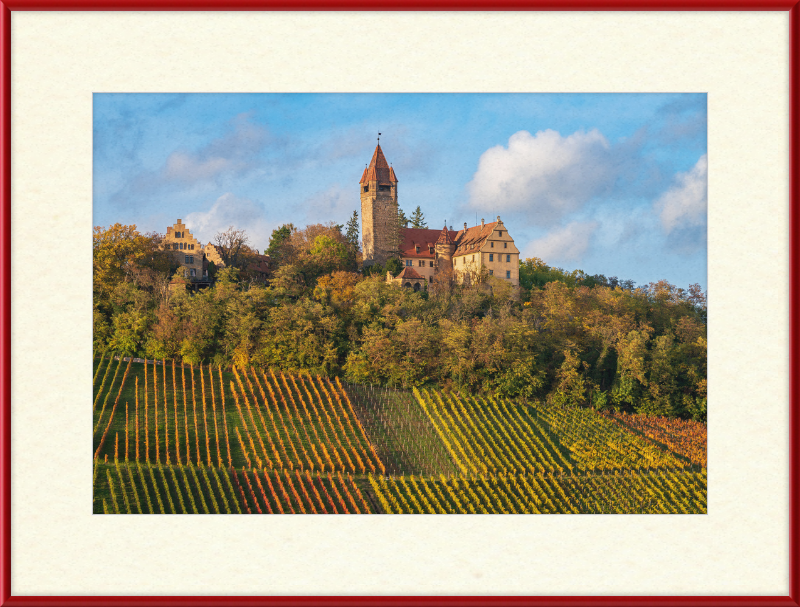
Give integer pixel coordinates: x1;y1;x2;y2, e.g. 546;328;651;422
360;143;399;267
361;142;520;289
161;219;207;280
387;265;427;291
203;243;225;269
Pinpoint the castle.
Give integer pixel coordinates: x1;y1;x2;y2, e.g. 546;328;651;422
359;142;520;290
158;140;519;292
160;219;270;288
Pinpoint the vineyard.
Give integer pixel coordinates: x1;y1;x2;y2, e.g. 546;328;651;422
93;354;707;514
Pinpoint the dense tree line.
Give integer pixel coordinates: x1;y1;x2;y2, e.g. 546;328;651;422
94;223;707;421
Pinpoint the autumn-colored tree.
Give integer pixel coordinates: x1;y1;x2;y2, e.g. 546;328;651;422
92;220;706;419
93;223;173;304
213;226;251;269
314;271;363;309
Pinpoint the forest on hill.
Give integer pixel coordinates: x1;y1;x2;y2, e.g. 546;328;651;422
93;222;707;421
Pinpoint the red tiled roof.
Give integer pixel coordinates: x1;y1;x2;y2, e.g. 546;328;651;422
398;222;505;259
399;227;451;258
453;221;498;256
396;266;423;280
360;144;398;185
247;253;271;275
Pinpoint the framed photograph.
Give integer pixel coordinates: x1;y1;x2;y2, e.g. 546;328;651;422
1;2;797;604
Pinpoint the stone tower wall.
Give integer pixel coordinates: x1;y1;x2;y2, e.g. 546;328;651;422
434;242;455;275
361;182;399;267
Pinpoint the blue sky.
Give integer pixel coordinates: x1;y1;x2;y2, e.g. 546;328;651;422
93;93;707;290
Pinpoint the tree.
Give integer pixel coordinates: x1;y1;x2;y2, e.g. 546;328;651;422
410;205;427;228
213;226;251;269
345;211;360;251
93;223;175;305
385;257;403;277
266;224;295;266
309;235;350;276
314;271;363;309
397;208;408;229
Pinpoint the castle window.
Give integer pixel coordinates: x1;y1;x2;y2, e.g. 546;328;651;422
405;260;412;267
429;261;433;267
489;270;493;276
489;253;494;262
415;246;420;253
173;243;179;250
363;186;368;192
418;260;424;267
190;268;196;277
504;242;507;249
506;270;511;279
379;185;390;192
506;254;511;262
429;277;433;283
499;231;503;237
491;241;494;248
185;255;193;264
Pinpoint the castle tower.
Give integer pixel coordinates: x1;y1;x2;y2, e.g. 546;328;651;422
360;140;398;267
434;222;456;274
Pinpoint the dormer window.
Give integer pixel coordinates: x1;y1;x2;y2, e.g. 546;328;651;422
415;246;420;253
429;247;434;254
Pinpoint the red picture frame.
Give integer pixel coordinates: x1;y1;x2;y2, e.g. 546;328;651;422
1;2;798;606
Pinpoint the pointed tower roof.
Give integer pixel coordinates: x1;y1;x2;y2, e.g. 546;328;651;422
436;223;453;245
360;144;398;185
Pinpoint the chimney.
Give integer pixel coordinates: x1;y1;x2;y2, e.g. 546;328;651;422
481;218;485;228
464;222;467;230
449;226;453;231
497;215;501;222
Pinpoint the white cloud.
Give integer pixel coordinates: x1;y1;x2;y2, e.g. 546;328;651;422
466;129;616;224
185;193;273;250
526;221;599;263
301;184;356;225
163;153;231;182
655;154;707;234
130;114;269;194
